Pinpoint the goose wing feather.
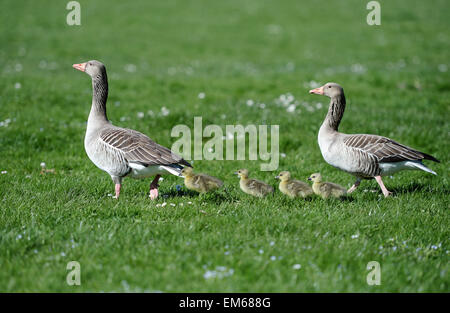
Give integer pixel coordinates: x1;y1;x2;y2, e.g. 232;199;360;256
99;127;191;167
343;134;437;163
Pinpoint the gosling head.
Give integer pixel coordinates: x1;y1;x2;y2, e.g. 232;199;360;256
309;82;344;99
235;169;249;179
308;173;322;183
181;167;194;178
73;60;106;78
276;171;291;182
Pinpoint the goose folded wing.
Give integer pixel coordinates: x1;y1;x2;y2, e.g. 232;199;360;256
343;134;433;163
100;128;191;167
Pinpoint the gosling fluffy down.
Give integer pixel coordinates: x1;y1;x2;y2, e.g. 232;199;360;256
236;169;274;198
308;173;346;199
181;167;223;193
276;171;313;198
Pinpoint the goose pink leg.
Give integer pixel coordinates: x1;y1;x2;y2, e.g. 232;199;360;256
149;175;161;200
375;176;392;197
114;183;121;199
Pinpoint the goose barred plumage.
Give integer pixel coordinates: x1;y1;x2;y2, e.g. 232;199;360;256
309;82;439;197
73;60;191;199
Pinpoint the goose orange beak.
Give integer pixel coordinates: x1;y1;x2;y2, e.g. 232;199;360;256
309;86;324;95
73;62;87;72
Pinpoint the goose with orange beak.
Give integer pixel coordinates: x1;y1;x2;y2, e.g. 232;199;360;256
309;82;439;197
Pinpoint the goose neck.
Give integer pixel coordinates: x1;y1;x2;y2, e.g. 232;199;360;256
322;94;346;131
88;73;109;124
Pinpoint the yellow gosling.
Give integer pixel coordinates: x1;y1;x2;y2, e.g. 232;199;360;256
235;169;274;198
181;167;223;193
308;173;346;199
276;171;313;198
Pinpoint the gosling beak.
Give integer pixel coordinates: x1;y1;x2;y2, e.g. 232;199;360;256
275;176;279;179
309;86;324;95
72;62;87;72
308;177;312;181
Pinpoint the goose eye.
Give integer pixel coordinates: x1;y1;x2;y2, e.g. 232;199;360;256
328;86;331;88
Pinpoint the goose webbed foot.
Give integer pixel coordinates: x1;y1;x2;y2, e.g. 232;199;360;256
375;176;392;198
149;175;161;200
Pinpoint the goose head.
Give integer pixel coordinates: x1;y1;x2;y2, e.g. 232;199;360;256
235;169;249;179
73;60;106;78
309;82;343;98
308;173;322;183
276;171;291;181
180;167;194;178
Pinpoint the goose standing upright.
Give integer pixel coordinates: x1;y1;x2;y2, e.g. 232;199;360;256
309;82;439;197
73;60;191;199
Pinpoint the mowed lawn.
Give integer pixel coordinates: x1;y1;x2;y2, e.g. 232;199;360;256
0;0;448;292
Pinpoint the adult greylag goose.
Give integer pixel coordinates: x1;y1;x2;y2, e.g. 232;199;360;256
73;60;191;199
309;82;439;197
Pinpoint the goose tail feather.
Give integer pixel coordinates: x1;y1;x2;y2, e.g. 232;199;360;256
410;161;437;175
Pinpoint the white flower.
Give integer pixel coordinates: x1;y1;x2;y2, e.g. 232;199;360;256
259;103;266;109
292;264;301;270
1;171;7;174
280;153;286;158
161;202;167;207
170;203;176;207
246;99;254;106
270;241;275;246
137;112;144;118
270;256;276;261
438;64;448;72
39;60;47;69
198;92;205;99
14;82;21;89
40;162;46;168
351;234;359;239
286;104;296;113
161;106;170;116
124;64;137;73
351;63;366;74
258;249;264;254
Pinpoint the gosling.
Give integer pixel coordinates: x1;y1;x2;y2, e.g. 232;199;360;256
308;173;346;199
276;171;313;198
181;167;223;193
236;169;274;198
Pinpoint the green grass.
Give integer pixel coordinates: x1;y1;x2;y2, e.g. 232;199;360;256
0;0;449;292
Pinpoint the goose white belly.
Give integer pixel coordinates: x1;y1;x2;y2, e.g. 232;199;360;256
128;163;169;179
379;161;434;176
